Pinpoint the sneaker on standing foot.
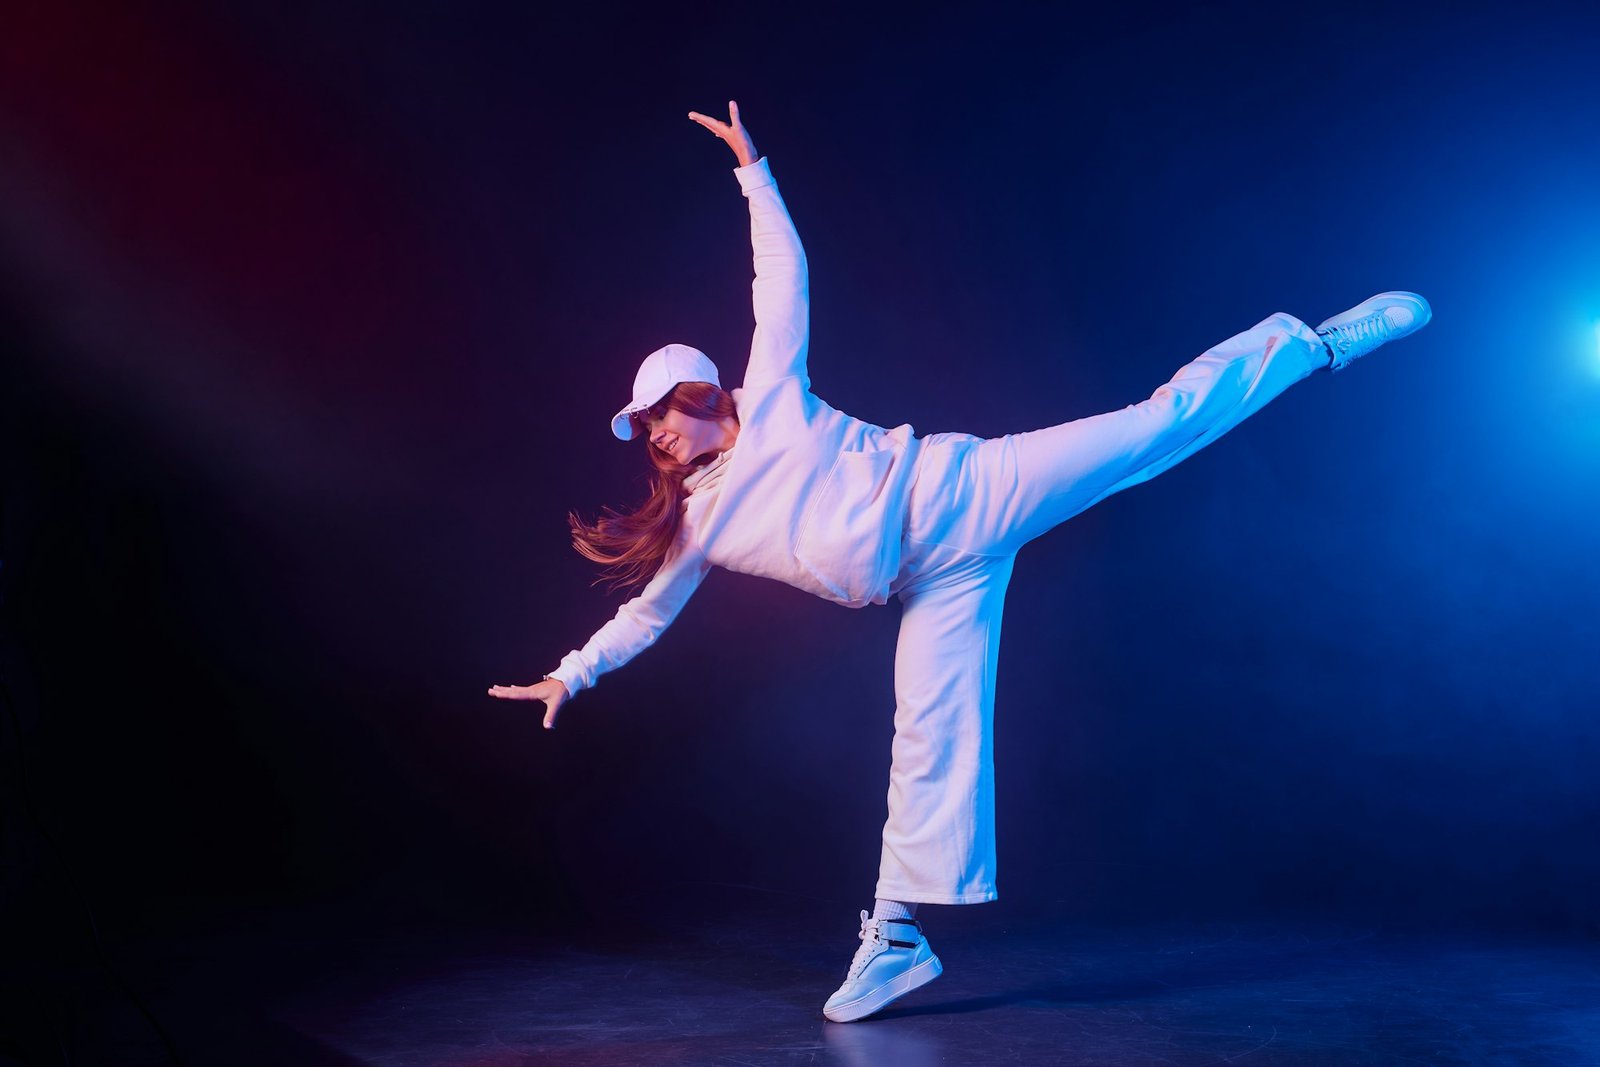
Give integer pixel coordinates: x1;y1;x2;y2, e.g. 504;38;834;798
822;910;943;1023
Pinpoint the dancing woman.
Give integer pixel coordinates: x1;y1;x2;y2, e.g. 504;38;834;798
488;101;1430;1022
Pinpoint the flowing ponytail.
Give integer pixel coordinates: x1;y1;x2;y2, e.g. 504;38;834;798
568;382;737;591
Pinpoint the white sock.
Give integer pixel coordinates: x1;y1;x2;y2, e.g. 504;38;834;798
873;898;918;922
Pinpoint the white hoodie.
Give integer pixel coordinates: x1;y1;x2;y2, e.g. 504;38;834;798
548;158;924;697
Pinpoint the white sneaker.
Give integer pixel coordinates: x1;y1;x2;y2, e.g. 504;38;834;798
1315;291;1432;371
822;911;943;1023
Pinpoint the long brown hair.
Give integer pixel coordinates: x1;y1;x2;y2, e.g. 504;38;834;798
569;381;737;591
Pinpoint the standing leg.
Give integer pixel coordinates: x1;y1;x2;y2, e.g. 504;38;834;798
877;549;1015;905
823;546;1012;1024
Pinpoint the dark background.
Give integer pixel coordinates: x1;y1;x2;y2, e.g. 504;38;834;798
3;0;1599;1050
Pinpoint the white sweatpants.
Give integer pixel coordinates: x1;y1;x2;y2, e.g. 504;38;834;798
876;312;1327;904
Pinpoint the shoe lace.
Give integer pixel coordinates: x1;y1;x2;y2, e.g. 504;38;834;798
1323;309;1397;361
845;911;886;980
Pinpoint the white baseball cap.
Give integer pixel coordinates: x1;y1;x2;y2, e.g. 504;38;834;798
611;343;721;440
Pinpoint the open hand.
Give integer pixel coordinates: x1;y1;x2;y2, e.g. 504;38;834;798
487;678;569;729
688;100;759;168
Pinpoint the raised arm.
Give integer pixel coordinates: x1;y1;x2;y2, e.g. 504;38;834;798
689;102;810;387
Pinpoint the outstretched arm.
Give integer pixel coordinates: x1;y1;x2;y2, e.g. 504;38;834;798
688;101;810;387
488;525;712;729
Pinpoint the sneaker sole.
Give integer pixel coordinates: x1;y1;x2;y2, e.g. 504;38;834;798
822;953;944;1023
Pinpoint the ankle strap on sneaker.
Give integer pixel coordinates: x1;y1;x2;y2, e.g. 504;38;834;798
879;916;922;947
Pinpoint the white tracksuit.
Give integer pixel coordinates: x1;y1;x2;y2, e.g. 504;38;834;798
548;157;1327;905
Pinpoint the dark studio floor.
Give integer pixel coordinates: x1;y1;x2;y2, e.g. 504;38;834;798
25;885;1600;1067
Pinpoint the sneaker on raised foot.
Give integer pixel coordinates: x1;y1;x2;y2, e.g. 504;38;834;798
1315;291;1432;371
822;910;943;1023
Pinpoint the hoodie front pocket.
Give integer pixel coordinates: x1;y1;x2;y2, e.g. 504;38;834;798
793;448;899;605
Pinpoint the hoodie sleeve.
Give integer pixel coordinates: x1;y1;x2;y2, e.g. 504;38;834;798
546;524;712;698
734;157;810;388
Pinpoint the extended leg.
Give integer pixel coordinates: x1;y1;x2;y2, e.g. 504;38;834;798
930;312;1328;558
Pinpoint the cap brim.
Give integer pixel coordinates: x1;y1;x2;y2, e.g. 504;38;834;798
611;406;646;441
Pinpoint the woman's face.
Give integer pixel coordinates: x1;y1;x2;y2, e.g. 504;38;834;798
643;405;734;464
